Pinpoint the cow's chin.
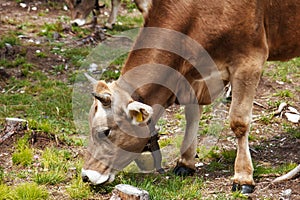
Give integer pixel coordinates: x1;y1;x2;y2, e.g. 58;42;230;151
81;168;115;185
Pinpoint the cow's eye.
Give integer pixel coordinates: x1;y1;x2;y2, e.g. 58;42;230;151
97;129;110;139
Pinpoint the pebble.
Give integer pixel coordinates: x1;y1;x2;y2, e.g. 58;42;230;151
279;189;292;200
20;3;26;8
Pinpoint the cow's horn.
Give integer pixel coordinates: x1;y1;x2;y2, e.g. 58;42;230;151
92;92;111;107
84;73;98;85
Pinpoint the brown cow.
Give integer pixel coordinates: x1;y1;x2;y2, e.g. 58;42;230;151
81;0;300;194
65;0;151;28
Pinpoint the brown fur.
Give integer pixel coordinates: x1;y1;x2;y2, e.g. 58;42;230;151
83;0;300;189
94;81;110;94
120;0;300;185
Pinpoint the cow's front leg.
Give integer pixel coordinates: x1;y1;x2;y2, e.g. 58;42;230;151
174;104;202;176
106;0;121;29
229;56;265;194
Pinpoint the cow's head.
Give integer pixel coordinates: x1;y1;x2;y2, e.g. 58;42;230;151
81;76;153;185
65;0;95;26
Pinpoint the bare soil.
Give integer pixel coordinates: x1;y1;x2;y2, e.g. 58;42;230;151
0;0;299;199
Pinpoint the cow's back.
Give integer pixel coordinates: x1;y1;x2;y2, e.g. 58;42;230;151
143;0;300;62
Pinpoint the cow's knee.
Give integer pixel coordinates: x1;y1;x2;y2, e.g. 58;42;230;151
230;117;250;138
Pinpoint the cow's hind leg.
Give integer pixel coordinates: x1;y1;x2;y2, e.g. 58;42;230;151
174;104;201;176
229;54;265;194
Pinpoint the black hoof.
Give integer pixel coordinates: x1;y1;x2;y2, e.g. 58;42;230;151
241;185;255;194
173;166;195;176
232;183;255;194
82;175;89;183
157;168;165;174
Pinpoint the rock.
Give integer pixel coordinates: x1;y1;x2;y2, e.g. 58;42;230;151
110;184;149;200
279;189;292;200
20;3;27;8
0;118;28;144
285;113;300;123
53;32;60;40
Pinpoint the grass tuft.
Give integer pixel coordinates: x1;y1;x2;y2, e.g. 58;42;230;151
254;162;298;178
66;176;92;199
34;170;66;185
0;35;20;48
11;182;49;200
0;184;12;200
114;172;204;200
12;134;34;167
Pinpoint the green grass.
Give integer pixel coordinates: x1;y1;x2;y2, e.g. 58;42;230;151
34;170;66;185
0;78;75;136
11;182;49;200
71;26;92;38
106;15;144;35
39;147;72;171
258;113;274;124
66;176;92;199
59;47;91;68
0;35;20;48
264;58;300;82
231;191;248;199
0;56;27;69
35;51;47;58
12;134;34;167
38;22;64;38
0;184;12;200
254;162;298;178
33;147;80;186
123;0;138;12
284;126;300;139
0;167;4;184
113;172;204;200
12;148;33;166
274;89;294;98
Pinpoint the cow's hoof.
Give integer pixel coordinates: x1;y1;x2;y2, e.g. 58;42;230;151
104;23;114;30
232;183;255;194
157;168;165;174
173;166;195;176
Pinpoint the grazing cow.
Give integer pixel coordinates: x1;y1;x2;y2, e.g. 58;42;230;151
81;0;300;194
65;0;151;28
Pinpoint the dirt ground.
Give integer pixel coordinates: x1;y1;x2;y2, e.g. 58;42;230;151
0;0;299;199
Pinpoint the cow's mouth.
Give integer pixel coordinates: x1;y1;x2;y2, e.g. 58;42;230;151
71;19;86;26
81;168;115;185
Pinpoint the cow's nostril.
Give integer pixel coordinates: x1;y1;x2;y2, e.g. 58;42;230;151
82;175;89;183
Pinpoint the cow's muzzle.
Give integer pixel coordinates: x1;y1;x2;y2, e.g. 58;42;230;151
71;19;86;26
81;169;115;185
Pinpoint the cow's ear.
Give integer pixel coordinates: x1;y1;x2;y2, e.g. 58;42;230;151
92;92;111;107
126;101;153;125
